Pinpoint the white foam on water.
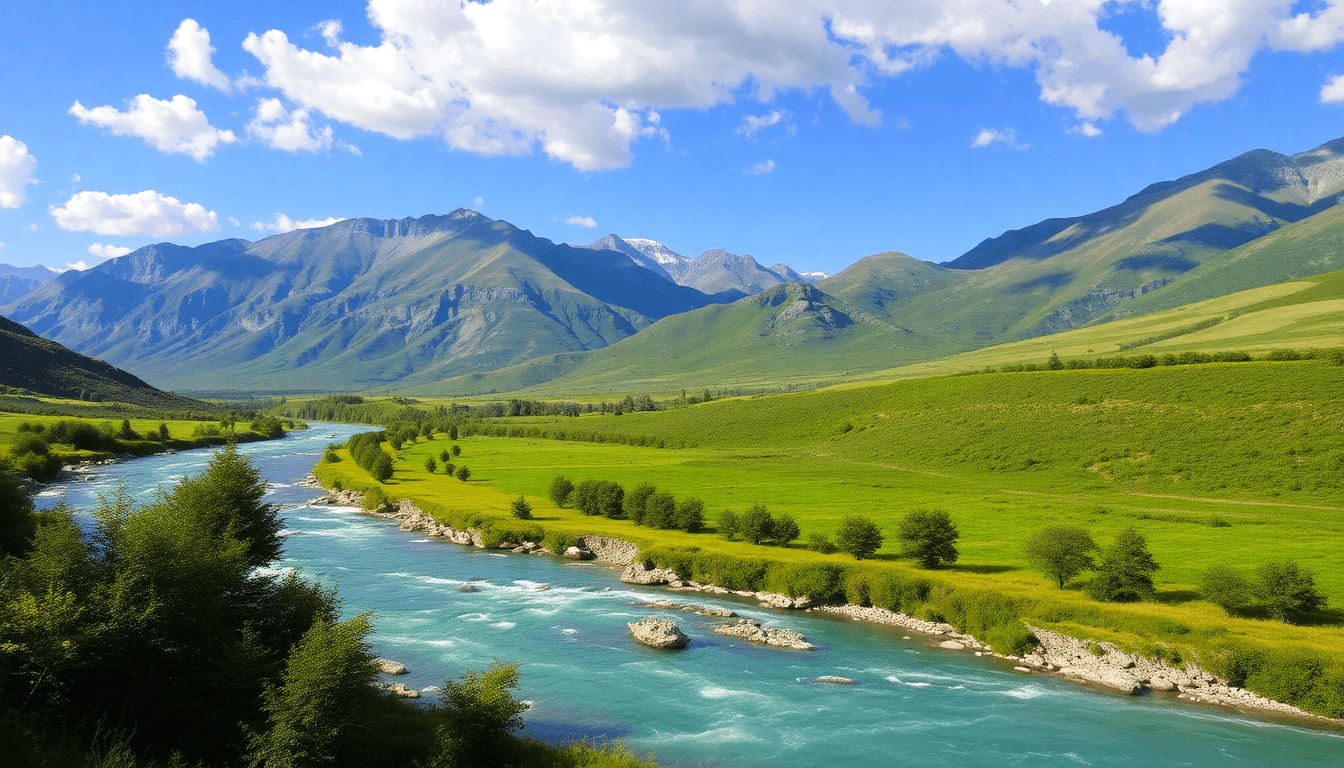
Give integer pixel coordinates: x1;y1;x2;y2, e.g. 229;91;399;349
905;682;932;687
492;621;517;629
488;553;507;558
410;539;430;543
1000;685;1048;700
560;628;579;635
460;613;490;622
699;685;769;701
277;529;299;537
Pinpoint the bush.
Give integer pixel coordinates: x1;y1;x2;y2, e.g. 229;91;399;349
672;497;704;532
807;531;837;554
455;466;472;482
510;495;532;520
424;456;438;474
11;432;49;457
323;447;340;463
717;509;739;540
835;516;883;560
771;513;800;546
18;452;62;483
548;475;575;508
451;445;461;458
362;486;388;511
642;492;675;529
370;453;394;483
624;482;656;524
740;503;773;545
1257;561;1326;623
1200;564;1254;616
764;563;845;601
896;509;959;568
434;663;529;768
573;479;624;518
1086;528;1160;602
1023;525;1097;588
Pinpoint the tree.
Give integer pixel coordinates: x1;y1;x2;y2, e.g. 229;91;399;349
548;475;574;508
835;516;883;560
424;456;438;474
434;662;529;768
624;482;656;524
247;615;382;768
1086;528;1160;602
1023;526;1097;588
643;492;676;529
717;509;740;541
442;462;455;477
1200;564;1254;616
455;466;471;482
370;453;394;483
672;497;704;532
771;513;800;546
0;457;37;557
1257;561;1326;623
167;444;284;569
158;423;170;440
740;503;774;545
450;445;461;458
119;419;136;440
440;449;451;463
1046;351;1064;370
511;495;533;520
807;531;837;554
896;509;959;568
449;425;459;441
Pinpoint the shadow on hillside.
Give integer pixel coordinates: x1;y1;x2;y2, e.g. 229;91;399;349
946;563;1019;575
1154;589;1200;605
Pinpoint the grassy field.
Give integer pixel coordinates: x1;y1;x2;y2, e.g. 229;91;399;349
0;410;293;465
315;357;1344;714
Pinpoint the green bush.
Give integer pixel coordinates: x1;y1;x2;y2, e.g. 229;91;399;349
763;563;846;601
362;487;388;511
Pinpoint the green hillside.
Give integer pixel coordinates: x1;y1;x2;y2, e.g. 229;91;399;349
0;315;206;409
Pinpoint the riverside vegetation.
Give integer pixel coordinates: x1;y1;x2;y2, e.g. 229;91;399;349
305;355;1344;719
0;445;655;768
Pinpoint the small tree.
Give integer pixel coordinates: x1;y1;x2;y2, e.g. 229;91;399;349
896;509;959;568
717;509;740;540
807;531;837;554
672;497;704;533
1200;564;1254;616
435;662;529;768
449;425;459;441
424;456;438;474
835;516;883;560
370;452;394;483
120;419;136;440
455;465;471;482
158;423;170;440
322;447;340;463
1257;561;1326;623
451;445;462;458
1086;528;1160;602
624;482;656;524
771;513;800;547
1046;351;1064;370
643;492;676;529
440;449;451;463
740;503;774;545
511;495;533;520
442;462;455;477
548;475;574;508
1024;525;1097;588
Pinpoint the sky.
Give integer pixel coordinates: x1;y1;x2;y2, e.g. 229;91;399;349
2;1;1344;276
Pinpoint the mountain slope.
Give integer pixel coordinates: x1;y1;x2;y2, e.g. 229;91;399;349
586;235;799;296
392;282;958;396
4;211;726;392
0;263;59;302
0;315;205;408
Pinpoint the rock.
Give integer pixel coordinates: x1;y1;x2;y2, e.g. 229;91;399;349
457;585;479;593
938;640;966;650
496;540;518;550
574;535;640;565
1014;666;1032;673
628;616;690;649
620;561;679;585
713;620;815;650
1148;676;1177;692
382;682;421;698
697;608;737;618
562;546;596;561
511;546;530;553
377;659;408;675
669;580;685;588
534;584;551;591
903;636;912;641
813;676;857;685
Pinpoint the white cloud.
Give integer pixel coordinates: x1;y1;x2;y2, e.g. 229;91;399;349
1321;74;1344;103
51;190;220;236
563;215;597;228
167;19;232;92
738;110;790;138
88;243;133;259
232;1;1344;169
70;94;237;161
317;19;344;48
0;135;37;209
748;159;776;175
71;173;81;183
251;213;346;233
228;216;241;227
247;98;334;152
64;260;93;271
970;128;1027;150
1070;121;1103;138
473;196;484;207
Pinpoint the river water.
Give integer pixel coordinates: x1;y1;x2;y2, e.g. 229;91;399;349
34;424;1341;767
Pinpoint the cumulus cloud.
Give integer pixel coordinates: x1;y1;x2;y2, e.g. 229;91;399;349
251;213;346;233
51;190;220;236
970;128;1027;150
64;261;93;271
738;110;790;138
167;19;231;91
563;215;597;228
0;135;37;209
88;243;133;259
1321;74;1344;103
69;94;237;161
233;1;1344;168
748;159;776;175
247;98;334;152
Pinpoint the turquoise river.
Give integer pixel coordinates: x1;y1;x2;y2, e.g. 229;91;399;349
34;424;1342;767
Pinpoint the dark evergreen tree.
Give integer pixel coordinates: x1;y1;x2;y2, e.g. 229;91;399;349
1086;528;1160;602
511;495;533;520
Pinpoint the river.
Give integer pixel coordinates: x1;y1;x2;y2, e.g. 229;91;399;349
34;423;1341;767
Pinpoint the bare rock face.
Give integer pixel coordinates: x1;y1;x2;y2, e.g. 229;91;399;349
562;546;596;561
621;561;680;585
713;619;815;650
628;616;690;649
376;659;408;675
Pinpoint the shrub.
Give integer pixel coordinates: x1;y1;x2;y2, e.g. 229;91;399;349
451;445;462;458
1200;564;1254;616
434;663;529;768
455;466;472;482
771;513;800;546
11;432;49;457
672;497;705;532
1257;561;1326;623
807;531;837;554
548;475;575;508
642;492;675;529
362;487;387;511
370;453;394;483
624;482;656;524
717;509;740;540
1086;528;1160;602
897;509;959;568
1023;525;1097;588
424;456;438;474
740;503;774;545
510;495;533;520
322;447;340;463
835;516;883;560
764;563;845;601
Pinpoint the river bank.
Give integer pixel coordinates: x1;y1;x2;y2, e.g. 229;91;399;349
307;479;1341;728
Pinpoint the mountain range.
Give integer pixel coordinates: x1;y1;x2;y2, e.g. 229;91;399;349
5;134;1343;395
0;263;59;303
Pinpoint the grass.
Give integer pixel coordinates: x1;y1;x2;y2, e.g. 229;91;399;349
0;410;293;464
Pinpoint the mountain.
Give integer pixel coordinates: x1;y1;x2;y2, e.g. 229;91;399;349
392;282;959;396
3;211;729;392
586;234;690;283
0;263;59;302
0;315;205;408
585;235;807;296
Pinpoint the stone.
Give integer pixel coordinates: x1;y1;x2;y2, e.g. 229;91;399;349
713;620;815;650
620;561;679;585
628;616;690;649
813;676;857;685
377;659;408;675
562;546;596;561
1014;666;1032;673
457;585;479;593
938;640;966;650
1148;676;1177;692
382;682;421;698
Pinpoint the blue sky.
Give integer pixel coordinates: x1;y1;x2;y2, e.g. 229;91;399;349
2;0;1344;275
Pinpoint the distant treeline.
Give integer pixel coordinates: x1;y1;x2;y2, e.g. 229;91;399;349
980;346;1344;374
0;393;254;421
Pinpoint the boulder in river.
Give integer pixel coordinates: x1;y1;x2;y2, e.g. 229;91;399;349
377;659;408;675
713;619;815;650
621;561;679;585
563;546;596;561
813;676;857;685
628;616;690;649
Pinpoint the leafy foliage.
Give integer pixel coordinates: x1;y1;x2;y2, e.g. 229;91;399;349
1024;526;1097;588
1200;564;1255;616
434;663;529;768
1257;561;1327;623
1086;528;1160;602
835;516;883;560
548;475;575;508
897;510;959;568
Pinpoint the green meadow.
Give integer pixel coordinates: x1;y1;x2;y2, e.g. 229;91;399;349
316;357;1344;713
